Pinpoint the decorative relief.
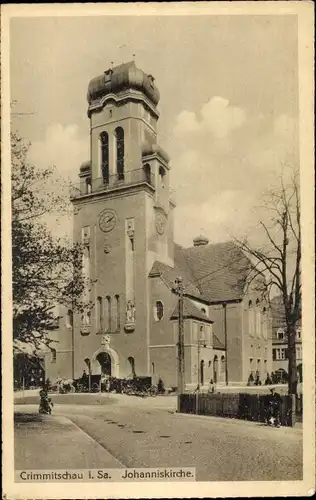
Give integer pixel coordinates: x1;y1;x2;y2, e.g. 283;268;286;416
124;300;136;332
101;334;111;346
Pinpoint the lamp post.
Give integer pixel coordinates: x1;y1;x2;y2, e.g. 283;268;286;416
175;277;184;412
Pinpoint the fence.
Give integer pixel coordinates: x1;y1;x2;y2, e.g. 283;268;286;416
179;393;303;427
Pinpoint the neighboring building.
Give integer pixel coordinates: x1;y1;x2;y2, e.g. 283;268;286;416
271;296;302;382
46;61;272;388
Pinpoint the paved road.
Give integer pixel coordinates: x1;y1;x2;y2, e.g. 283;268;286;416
15;402;302;482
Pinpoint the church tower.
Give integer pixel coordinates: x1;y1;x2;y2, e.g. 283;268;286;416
71;61;175;379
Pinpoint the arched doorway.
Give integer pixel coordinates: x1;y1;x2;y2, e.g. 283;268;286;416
213;355;218;384
200;360;205;386
96;352;112;376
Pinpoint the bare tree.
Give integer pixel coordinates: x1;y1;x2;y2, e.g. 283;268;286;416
234;168;301;395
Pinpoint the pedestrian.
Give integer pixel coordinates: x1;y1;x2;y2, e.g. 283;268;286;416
268;387;282;427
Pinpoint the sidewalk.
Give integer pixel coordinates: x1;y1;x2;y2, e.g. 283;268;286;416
14;409;124;470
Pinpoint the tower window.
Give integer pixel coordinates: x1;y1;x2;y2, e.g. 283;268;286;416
106;296;111;332
143;163;151;184
159;166;165;188
115;127;124;181
100;132;109;183
51;348;56;363
115;295;120;331
85;177;92;194
97;297;103;332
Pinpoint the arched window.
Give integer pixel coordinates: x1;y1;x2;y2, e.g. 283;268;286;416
97;297;103;332
151;362;155;374
51;348;56;363
100;132;109;183
106;296;111;332
128;356;136;377
248;300;254;336
85;177;92;194
66;309;73;328
199;325;206;346
159;166;165;188
200;360;205;386
213;355;218;384
115;127;124;180
256;300;261;337
84;358;91;374
143;163;151;184
155;301;164;321
221;355;225;375
201;308;206;314
115;295;120;331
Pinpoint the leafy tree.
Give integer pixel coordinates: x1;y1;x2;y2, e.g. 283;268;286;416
235;168;301;396
11;129;92;356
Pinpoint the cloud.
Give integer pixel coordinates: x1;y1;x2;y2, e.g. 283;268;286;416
169;101;298;247
28;123;89;241
174;110;200;137
200;96;246;139
29;123;89;182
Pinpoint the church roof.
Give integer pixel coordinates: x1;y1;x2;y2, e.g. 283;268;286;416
87;61;160;108
179;241;250;303
170;297;214;323
149;241;250;303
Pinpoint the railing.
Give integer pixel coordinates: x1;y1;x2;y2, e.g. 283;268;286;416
70;168;155;199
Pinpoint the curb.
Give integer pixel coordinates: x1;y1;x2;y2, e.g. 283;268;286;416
173;411;303;431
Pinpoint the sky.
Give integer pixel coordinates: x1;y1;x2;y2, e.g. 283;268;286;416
10;14;299;247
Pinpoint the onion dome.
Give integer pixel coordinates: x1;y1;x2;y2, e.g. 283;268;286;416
141;141;170;163
87;61;160;107
193;235;209;247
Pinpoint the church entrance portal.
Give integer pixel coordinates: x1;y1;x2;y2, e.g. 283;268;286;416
96;352;112;376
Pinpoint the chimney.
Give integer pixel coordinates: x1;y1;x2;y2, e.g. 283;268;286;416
193;235;209;247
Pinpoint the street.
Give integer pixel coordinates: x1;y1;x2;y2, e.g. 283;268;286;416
14;395;303;482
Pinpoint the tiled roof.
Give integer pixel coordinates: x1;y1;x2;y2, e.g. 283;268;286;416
170;297;214;323
179;241;250;302
213;333;225;350
149;241;250;303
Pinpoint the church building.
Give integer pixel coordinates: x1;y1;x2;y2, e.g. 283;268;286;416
46;61;272;389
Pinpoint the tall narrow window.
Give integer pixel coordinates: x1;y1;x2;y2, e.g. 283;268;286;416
159;166;165;188
143;163;151;184
85;177;92;194
115;127;124;180
115;295;120;331
248;300;254;335
100;132;109;183
97;297;103;332
128;356;136;377
106;296;111;332
255;299;261;337
151;362;155;374
51;348;57;363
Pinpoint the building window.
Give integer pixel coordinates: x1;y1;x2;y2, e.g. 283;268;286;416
127;356;136;377
115;295;120;331
106;296;111;332
296;346;302;360
85;177;92;194
155;301;164;321
51;348;56;363
100;132;109;183
255;299;261;337
97;297;103;332
66;309;73;328
115;127;124;180
159;166;165;188
274;348;287;360
199;325;206;346
201;308;206;314
277;328;285;340
296;327;301;340
248;300;254;336
151;362;155;374
143;163;151;184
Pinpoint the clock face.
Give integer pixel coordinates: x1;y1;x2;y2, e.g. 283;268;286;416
99;209;117;233
155;213;166;235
